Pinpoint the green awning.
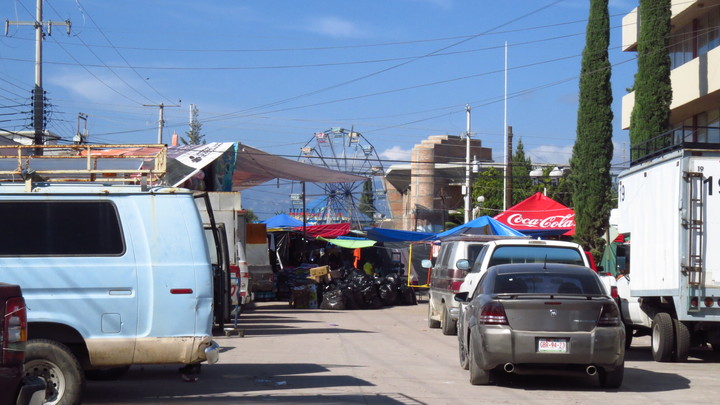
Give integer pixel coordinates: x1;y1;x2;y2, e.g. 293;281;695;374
317;236;376;249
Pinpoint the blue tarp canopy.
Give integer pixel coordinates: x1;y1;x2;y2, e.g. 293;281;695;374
261;213;303;228
365;227;435;242
435;215;526;240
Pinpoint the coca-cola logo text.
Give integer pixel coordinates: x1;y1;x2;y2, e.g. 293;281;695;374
506;213;575;229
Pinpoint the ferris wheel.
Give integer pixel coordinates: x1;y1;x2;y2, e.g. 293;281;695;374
292;127;389;228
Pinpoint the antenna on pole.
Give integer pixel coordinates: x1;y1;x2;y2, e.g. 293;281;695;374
5;0;71;155
144;103;180;144
74;113;88;144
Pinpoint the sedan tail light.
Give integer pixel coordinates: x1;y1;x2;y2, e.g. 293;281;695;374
597;302;621;327
478;302;508;325
3;296;28;365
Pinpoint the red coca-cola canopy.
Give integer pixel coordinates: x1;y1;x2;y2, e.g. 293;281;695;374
494;192;575;237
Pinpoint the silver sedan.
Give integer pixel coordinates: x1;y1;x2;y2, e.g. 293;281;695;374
455;263;625;388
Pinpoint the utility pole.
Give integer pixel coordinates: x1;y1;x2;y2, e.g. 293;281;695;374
6;0;71;155
505;126;514;209
144;103;179;144
464;104;472;224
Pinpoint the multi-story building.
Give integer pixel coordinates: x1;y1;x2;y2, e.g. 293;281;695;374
383;134;494;232
621;1;720;142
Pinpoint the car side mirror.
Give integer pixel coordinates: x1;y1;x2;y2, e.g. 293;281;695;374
454;291;469;302
421;259;432;269
456;259;470;270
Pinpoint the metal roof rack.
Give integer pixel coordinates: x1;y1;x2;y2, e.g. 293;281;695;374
0;144;167;189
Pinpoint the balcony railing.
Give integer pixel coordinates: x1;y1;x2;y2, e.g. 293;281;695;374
630;125;720;165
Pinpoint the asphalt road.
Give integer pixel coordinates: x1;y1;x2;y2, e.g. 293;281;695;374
82;297;720;404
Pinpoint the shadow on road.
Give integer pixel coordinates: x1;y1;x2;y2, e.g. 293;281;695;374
83;363;421;404
223;303;375;337
494;366;691;393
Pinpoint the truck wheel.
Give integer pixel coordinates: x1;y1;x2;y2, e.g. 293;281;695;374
599;362;624;389
673;318;690;362
468;337;490;385
441;305;457;336
651;313;675;362
428;302;440;328
625;326;633;349
25;339;85;405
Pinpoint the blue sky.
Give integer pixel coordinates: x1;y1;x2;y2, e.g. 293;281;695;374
0;0;638;218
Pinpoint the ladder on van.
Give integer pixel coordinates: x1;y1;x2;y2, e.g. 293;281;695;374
682;171;704;287
0;144;167;189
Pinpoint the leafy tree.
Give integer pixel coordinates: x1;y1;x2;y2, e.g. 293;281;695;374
182;105;206;145
471;167;503;217
358;180;376;221
629;0;672;156
245;209;259;223
511;139;534;205
569;0;614;259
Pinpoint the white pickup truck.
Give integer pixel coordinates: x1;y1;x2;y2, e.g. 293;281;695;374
456;239;605;299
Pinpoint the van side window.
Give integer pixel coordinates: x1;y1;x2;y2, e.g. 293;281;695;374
470;245;490;273
0;201;124;256
438;245;452;268
466;245;484;264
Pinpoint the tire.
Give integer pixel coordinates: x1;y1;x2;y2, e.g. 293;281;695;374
25;339;85;405
624;326;633;349
441;305;457;336
468;336;490;385
428;302;440;329
85;365;130;381
651;312;675;362
599;362;624;389
673;318;690;362
458;334;470;370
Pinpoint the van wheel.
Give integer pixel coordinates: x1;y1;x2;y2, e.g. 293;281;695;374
441;305;457;336
428;303;440;328
459;336;470;370
25;339;85;405
651;313;674;362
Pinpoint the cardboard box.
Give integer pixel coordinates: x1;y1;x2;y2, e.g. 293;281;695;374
309;265;329;277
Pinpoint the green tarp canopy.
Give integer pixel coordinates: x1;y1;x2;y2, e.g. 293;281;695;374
317;236;376;249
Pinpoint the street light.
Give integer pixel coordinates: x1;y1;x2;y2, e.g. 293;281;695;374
530;166;565;195
472;195;485;220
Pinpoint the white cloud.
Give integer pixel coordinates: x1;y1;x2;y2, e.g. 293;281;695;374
380;146;412;162
526;141;630;168
306;16;369;38
528;144;573;166
47;71;140;104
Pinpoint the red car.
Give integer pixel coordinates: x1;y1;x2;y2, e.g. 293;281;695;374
1;283;46;405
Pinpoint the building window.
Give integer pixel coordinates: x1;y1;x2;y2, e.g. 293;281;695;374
670;8;720;69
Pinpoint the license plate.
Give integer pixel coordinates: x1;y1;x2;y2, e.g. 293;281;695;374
537;338;568;353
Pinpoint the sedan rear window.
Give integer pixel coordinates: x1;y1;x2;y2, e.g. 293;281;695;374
488;246;585;267
493;272;603;295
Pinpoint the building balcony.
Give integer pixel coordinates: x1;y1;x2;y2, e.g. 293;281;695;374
621;44;720;129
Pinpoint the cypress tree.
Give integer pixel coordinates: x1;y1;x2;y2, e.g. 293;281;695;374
629;0;672;155
570;0;614;259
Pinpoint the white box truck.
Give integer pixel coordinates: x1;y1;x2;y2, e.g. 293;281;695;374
615;144;720;362
196;192;254;323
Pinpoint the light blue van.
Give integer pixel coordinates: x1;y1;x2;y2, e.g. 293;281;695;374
0;182;220;405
